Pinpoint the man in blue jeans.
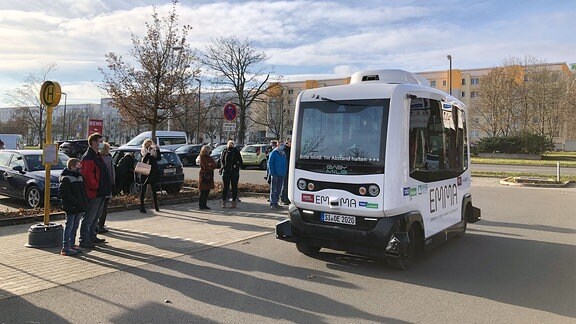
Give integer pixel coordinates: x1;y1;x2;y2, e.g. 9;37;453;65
267;142;287;209
79;133;110;248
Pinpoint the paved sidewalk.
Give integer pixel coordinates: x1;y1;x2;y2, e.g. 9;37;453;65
0;197;285;301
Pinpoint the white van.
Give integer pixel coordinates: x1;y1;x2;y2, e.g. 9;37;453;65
0;134;23;149
121;131;188;151
276;69;481;270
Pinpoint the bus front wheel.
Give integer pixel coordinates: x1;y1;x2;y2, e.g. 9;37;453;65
296;242;321;256
387;226;417;270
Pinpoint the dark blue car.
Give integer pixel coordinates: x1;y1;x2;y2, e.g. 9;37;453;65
0;150;69;208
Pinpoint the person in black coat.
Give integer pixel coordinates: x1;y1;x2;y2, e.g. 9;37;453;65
59;158;89;256
115;152;135;195
139;139;162;213
219;140;243;208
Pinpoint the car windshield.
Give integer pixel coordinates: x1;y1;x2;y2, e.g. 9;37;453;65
25;153;69;171
159;152;181;166
212;145;226;155
175;145;191;153
125;134;148;146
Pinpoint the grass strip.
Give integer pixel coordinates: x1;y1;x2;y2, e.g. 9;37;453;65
471;157;576;168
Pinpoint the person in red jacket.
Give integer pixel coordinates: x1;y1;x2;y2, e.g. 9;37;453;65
78;133;111;248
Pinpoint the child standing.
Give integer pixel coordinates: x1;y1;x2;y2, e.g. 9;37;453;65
59;158;89;256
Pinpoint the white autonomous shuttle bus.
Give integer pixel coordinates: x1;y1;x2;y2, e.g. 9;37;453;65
276;69;481;269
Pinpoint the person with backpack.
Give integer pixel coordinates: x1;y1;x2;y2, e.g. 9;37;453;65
219;140;243;208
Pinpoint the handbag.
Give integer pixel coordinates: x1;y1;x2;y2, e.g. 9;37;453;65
134;161;151;176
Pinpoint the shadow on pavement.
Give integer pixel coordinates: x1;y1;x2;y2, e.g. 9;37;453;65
315;233;575;318
477;219;576;234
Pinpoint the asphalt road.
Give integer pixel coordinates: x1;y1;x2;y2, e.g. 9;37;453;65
0;178;574;323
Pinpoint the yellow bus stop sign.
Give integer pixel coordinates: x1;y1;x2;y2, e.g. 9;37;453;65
40;81;61;108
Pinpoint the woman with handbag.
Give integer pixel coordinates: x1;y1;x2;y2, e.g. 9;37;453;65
198;145;217;210
138;139;161;213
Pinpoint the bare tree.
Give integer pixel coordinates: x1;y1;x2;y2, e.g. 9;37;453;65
477;67;511;137
99;0;199;141
6;63;58;147
248;83;293;141
201;37;271;144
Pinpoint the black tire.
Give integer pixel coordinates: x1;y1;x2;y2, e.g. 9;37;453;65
387;226;417;270
296;242;321;255
165;184;182;194
26;185;42;209
457;204;470;237
241;164;247;169
181;157;189;166
259;160;267;170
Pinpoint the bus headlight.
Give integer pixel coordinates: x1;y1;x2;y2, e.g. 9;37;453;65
358;186;367;195
307;182;315;191
297;179;307;190
368;185;380;196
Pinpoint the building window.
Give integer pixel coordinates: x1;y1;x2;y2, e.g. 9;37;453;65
471;78;480;85
470;91;477;98
288;89;294;94
461;79;466;85
471;130;480;137
288;99;292;106
442;80;447;86
430;80;436;87
461;91;465;97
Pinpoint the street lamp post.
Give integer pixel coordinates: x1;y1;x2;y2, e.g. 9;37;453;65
447;55;452;96
61;92;67;140
195;78;201;144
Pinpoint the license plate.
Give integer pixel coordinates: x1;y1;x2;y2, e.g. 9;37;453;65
164;168;176;174
321;212;356;225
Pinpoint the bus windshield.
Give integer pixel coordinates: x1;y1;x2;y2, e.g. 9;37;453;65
296;99;389;175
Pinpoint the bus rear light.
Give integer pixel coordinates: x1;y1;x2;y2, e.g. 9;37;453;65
359;186;367;195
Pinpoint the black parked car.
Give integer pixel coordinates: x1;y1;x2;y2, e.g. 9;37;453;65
0;150;69;208
175;144;203;166
59;140;89;158
111;147;185;195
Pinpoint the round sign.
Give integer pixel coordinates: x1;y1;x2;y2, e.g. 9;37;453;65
40;81;61;108
223;103;237;122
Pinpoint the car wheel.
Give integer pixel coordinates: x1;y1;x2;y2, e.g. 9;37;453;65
296;242;321;256
181;157;189;166
241;164;247;169
165;184;182;194
259;160;267;170
26;185;42;209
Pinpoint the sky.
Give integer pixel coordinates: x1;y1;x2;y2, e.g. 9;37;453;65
0;0;574;108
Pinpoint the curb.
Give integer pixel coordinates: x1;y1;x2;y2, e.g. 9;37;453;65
499;177;572;188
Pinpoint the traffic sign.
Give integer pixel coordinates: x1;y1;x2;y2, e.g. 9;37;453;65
223;103;237;122
40;81;61;108
223;123;236;132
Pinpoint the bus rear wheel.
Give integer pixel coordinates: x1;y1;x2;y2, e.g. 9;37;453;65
296;242;321;256
387;226;418;270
